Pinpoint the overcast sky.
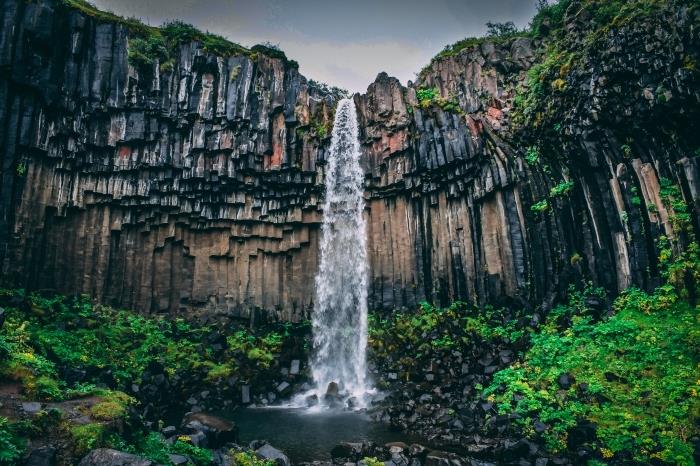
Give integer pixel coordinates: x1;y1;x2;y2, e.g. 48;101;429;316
92;0;539;93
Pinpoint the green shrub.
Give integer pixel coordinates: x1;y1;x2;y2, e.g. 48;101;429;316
232;450;275;466
128;35;169;68
362;457;384;466
417;87;439;108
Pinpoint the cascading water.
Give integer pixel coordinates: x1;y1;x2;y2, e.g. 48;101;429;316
309;97;371;406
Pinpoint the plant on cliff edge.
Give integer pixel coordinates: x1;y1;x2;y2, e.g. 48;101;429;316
549;180;574;197
530;199;550;213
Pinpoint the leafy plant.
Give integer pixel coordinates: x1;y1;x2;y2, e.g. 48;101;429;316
0;417;25;465
15;162;26;177
232;450;275;466
530;199;550;213
525;147;540;165
549;180;574;197
362;457;384;466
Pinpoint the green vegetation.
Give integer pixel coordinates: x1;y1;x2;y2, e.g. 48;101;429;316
369;301;527;372
416;87;463;114
0;417;25;465
513;0;695;129
0;290;295;398
231;450;276;466
71;423;106;457
312;118;331;139
549;180;574;197
362;457;385;466
530;199;550;213
226;329;284;369
525;147;540;165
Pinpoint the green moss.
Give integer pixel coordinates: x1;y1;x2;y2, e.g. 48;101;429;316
70;423;105;456
415;87;463;114
61;0;156;36
89;391;134;421
204;363;234;382
369;301;527;372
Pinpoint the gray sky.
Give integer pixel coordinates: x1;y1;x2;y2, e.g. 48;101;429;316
92;0;539;92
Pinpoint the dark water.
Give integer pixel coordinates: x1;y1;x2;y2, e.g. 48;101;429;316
228;408;421;463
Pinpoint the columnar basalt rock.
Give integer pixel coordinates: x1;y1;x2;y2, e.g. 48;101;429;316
0;0;698;322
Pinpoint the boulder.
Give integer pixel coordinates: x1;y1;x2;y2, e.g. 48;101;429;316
331;442;363;461
21;402;42;415
181;412;238;447
325;382;339;397
255;443;290;466
276;381;290;393
78;449;153;466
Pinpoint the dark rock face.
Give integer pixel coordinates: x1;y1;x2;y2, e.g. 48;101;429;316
0;0;698;322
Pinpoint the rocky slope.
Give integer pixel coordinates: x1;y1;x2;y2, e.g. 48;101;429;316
0;0;698;323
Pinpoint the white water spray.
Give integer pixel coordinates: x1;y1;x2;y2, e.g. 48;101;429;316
308;98;371;405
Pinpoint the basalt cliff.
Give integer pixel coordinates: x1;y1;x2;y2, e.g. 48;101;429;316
0;0;698;322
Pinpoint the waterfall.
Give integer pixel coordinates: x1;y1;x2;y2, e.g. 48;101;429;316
310;97;371;405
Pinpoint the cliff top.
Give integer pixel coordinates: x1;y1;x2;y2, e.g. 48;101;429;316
60;0;300;69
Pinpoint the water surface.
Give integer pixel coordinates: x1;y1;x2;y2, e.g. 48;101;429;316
229;407;421;463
